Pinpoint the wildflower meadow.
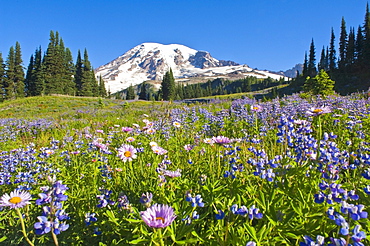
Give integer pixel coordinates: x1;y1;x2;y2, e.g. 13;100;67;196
1;94;370;245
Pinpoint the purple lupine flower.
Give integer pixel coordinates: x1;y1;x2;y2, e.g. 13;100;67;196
246;242;257;246
140;204;176;228
185;193;205;208
352;225;366;245
34;178;70;235
215;210;225;220
34;216;52;235
96;189;115;208
117;194;131;210
140;192;153;207
299;235;325;246
248;205;263;219
85;212;98;226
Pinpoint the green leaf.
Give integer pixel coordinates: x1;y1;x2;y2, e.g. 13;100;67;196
0;236;6;243
129;238;149;244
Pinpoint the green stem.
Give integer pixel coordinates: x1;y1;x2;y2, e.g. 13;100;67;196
51;231;59;246
16;208;34;246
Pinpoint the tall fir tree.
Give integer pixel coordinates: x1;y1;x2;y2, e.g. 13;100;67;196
355;25;364;68
79;49;98;97
346;27;356;70
32;47;45;96
14;42;25;98
98;75;107;97
302;52;308;77
338;17;348;71
362;3;370;68
139;82;148;100
24;54;34;96
62;47;76;95
74;50;83;94
4;46;16;99
318;46;327;71
43;30;59;94
329;28;337;72
126;84;135;100
161;68;176;100
0;53;5;99
307;39;317;77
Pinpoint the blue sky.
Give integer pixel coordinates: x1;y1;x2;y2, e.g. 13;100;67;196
0;0;368;71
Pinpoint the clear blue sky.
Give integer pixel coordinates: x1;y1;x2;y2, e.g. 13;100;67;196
0;0;368;71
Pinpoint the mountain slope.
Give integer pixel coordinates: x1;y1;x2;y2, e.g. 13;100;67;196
95;43;287;93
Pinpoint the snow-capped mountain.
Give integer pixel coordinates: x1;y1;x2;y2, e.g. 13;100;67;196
95;43;288;93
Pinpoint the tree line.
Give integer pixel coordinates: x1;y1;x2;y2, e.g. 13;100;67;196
0;31;107;101
291;3;370;94
120;69;286;101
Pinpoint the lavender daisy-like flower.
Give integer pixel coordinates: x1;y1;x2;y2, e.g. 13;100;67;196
151;146;168;155
212;136;232;145
251;104;263;112
0;190;32;209
306;106;331;116
141;204;176;228
117;144;137;162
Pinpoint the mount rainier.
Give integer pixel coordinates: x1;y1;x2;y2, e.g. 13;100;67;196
94;43;288;94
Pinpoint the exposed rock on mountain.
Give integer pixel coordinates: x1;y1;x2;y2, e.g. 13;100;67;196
95;43;288;93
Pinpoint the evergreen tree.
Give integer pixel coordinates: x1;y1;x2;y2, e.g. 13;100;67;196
98;75;107;97
0;53;5;99
32;47;45;96
303;69;335;95
4;46;16;99
338;17;348;70
62;48;76;95
24;55;34;96
43;30;59;94
139;82;147;100
362;3;370;68
318;46;327;71
346;27;356;70
74;50;83;94
329;28;337;72
161;69;176;100
14;42;25;98
308;39;317;77
126;84;135;100
79;49;98;97
355;25;364;63
302;52;308;77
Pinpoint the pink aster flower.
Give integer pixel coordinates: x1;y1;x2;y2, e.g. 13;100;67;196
163;169;182;178
212;136;232;145
141;204;176;228
121;127;133;132
0;190;32;209
152;146;168;155
203;138;214;145
126;137;135;142
117;144;137;162
251;104;263;112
